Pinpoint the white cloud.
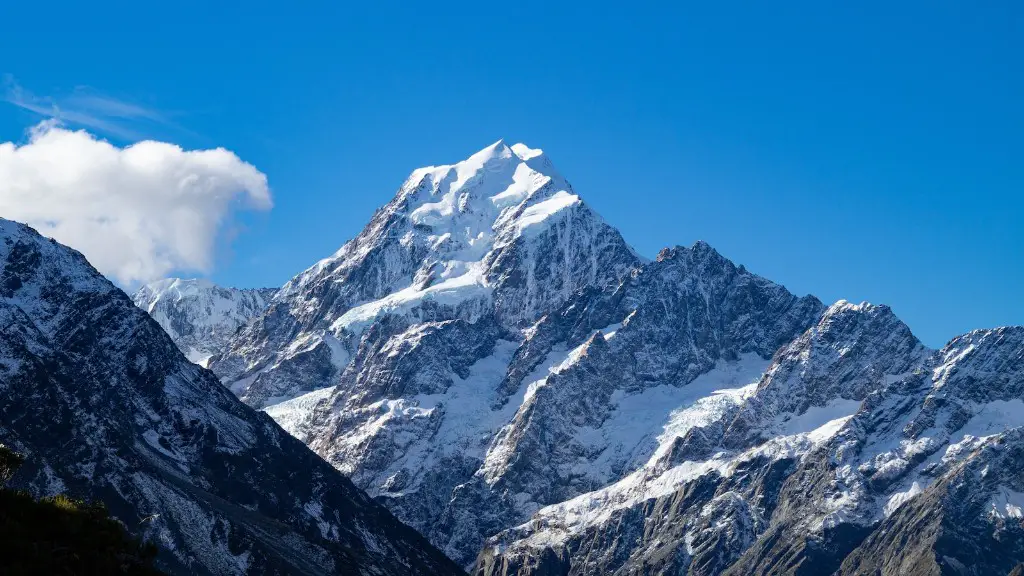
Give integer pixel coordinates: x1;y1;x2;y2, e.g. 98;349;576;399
0;121;271;285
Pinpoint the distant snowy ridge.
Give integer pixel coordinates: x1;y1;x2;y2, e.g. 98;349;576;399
132;278;275;366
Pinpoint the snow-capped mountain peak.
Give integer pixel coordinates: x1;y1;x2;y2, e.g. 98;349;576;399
137;276;217;297
287;139;566;295
211;141;639;407
286;139;577;305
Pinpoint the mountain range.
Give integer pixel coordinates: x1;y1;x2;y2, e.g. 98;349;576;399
137;141;1024;575
3;139;1021;575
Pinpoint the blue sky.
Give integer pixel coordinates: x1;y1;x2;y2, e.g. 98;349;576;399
0;0;1021;347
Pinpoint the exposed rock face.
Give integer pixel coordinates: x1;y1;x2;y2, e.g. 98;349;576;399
0;219;464;576
472;303;920;575
721;300;930;449
414;244;824;565
723;328;1024;576
141;141;1024;574
480;326;1024;576
132;278;275;366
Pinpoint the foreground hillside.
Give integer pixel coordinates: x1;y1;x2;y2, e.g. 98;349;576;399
0;445;162;575
0;218;464;575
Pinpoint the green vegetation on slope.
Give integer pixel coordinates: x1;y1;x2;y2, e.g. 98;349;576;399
0;444;164;575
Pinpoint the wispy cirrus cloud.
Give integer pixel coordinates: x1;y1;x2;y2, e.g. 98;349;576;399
2;75;181;140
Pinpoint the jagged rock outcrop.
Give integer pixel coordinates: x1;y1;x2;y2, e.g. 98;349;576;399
478;324;1024;575
727;327;1024;576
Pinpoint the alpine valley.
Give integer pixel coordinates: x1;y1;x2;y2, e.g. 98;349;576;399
12;139;1021;576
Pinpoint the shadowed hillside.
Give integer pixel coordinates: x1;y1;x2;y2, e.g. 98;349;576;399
0;445;163;575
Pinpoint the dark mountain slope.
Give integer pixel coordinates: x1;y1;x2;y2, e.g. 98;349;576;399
0;218;464;576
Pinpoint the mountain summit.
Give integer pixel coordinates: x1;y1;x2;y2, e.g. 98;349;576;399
210;140;638;408
200;142;827;567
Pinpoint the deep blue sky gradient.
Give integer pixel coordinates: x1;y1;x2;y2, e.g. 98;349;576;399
1;1;1021;347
